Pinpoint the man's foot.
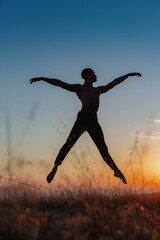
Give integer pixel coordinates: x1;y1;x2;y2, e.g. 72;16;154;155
46;165;58;183
114;168;127;184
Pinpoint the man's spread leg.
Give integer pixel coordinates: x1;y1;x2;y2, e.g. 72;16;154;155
46;164;58;183
88;118;127;184
102;156;127;184
46;112;85;183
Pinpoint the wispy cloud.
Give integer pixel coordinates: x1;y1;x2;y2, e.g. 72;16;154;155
131;131;160;141
145;131;160;140
153;119;160;124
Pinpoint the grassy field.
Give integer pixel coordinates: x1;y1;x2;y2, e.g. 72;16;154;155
0;178;160;240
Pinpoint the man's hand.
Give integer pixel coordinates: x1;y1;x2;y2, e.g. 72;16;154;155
29;77;43;84
129;72;142;77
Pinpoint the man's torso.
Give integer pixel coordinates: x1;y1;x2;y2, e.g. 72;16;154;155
76;85;101;113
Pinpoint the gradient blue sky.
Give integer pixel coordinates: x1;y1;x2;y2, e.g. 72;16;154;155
1;0;160;182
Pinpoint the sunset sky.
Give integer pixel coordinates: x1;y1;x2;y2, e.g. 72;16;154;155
1;0;160;187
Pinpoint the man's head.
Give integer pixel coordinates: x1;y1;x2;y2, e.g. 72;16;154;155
81;68;97;83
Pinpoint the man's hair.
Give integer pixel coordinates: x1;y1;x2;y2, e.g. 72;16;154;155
81;68;93;79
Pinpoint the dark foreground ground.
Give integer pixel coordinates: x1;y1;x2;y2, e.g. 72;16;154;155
0;180;160;240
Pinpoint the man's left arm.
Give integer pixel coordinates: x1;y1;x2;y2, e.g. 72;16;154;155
98;72;142;94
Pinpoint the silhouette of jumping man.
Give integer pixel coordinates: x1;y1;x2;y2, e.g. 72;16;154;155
30;68;141;184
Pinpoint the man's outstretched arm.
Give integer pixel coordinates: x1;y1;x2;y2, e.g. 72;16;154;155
29;77;82;92
98;72;142;94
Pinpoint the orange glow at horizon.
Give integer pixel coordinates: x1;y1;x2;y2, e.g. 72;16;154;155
1;131;160;190
2;149;159;191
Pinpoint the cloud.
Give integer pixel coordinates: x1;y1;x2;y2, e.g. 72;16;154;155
148;131;160;140
153;119;160;124
131;131;160;141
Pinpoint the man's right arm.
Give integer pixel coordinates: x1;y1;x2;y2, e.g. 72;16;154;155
29;77;82;92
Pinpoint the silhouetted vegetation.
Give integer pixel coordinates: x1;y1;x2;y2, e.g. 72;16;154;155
0;178;160;240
